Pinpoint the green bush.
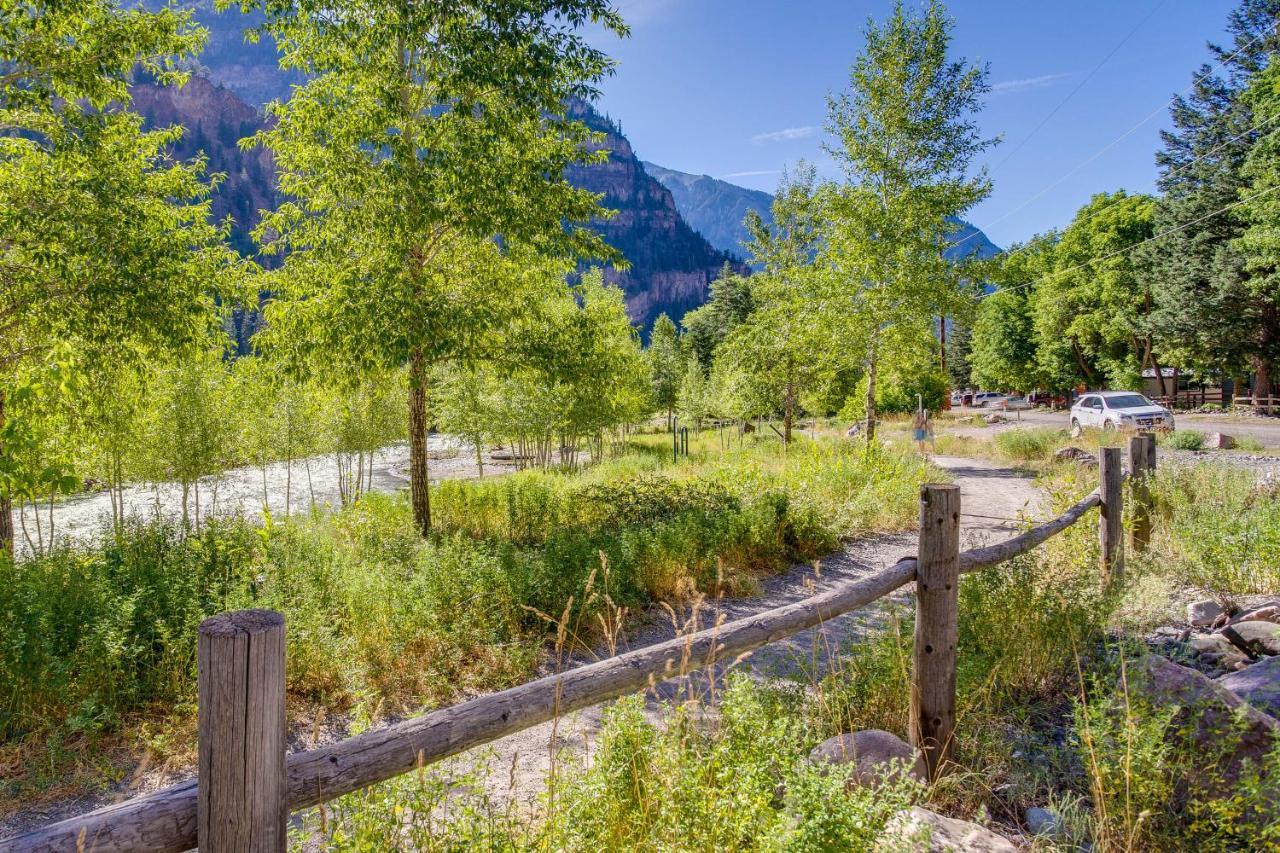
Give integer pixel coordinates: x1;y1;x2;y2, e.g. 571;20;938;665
1165;430;1205;450
994;427;1065;462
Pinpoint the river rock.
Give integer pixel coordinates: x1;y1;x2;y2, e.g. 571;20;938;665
1206;432;1236;450
809;729;925;788
1236;604;1280;626
1024;806;1061;837
1222;621;1280;657
1219;655;1280;719
1132;655;1280;799
984;413;1007;425
877;807;1018;852
1188;599;1228;628
1187;633;1250;671
1053;446;1098;466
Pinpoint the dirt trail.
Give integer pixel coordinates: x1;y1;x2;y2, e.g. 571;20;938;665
444;454;1045;811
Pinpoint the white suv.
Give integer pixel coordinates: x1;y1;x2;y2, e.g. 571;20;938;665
1070;391;1174;433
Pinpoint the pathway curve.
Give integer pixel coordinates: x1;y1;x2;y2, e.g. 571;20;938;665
445;454;1046;811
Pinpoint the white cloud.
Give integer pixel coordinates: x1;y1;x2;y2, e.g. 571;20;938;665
989;73;1071;95
751;126;818;144
720;169;782;179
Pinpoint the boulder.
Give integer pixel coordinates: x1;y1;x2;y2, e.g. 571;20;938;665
1024;806;1061;838
809;729;925;789
1219;655;1280;719
1186;633;1250;671
1205;432;1236;450
1222;621;1280;657
1188;599;1228;628
1053;446;1098;466
984;413;1007;425
1131;655;1280;799
1236;604;1280;626
877;807;1018;852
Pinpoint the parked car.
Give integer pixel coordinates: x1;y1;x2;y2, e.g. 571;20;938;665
1003;395;1032;410
974;392;1008;408
950;390;964;406
1070;391;1174;432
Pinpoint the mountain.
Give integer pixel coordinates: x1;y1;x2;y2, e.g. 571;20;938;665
564;103;748;328
641;162;770;262
134;4;742;331
643;163;1002;263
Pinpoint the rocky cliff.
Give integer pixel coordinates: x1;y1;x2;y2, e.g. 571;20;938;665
564;101;748;328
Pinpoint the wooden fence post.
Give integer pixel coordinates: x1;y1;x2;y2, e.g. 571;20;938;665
1128;434;1156;553
911;483;961;782
1099;447;1124;584
198;610;287;853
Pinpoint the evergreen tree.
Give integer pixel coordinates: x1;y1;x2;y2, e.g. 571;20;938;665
1141;0;1280;398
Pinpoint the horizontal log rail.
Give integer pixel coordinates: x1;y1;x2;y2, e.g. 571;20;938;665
2;467;1125;853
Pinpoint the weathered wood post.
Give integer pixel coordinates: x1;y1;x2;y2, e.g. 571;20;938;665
1099;447;1124;584
1128;434;1156;553
198;610;287;853
911;483;961;781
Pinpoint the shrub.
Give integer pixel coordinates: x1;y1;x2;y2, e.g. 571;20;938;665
994;427;1065;462
1165;430;1205;451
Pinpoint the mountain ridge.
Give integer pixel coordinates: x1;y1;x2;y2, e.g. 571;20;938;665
643;163;1002;263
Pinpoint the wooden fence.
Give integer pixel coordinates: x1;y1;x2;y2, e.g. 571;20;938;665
1;437;1159;853
1233;396;1280;415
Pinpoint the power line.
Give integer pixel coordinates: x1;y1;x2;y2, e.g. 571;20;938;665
978;109;1280;259
988;0;1167;174
950;25;1270;254
980;180;1280;300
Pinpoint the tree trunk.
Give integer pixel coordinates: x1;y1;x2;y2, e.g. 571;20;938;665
0;390;13;561
1252;354;1273;404
1149;344;1168;399
408;351;431;537
865;332;879;444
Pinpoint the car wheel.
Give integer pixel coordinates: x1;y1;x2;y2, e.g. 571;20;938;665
1070;418;1082;438
1102;419;1116;432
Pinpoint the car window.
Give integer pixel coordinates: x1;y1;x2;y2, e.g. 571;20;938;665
1077;396;1095;409
1103;394;1152;409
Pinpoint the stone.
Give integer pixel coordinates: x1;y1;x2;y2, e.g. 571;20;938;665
1053;446;1098;466
984;413;1007;425
809;729;925;788
1206;432;1236;450
1024;806;1061;837
844;423;862;438
1187;633;1251;670
1131;655;1280;799
1219;655;1280;719
1236;604;1280;626
1222;621;1280;657
877;807;1018;852
1188;599;1228;628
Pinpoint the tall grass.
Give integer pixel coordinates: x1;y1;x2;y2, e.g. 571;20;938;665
0;434;927;809
307;678;923;851
1147;463;1280;596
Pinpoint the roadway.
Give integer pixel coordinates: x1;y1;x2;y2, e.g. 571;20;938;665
955;407;1280;449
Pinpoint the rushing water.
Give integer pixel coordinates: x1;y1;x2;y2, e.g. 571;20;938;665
7;434;482;555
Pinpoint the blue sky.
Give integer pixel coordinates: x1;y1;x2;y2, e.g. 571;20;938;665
587;0;1238;249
